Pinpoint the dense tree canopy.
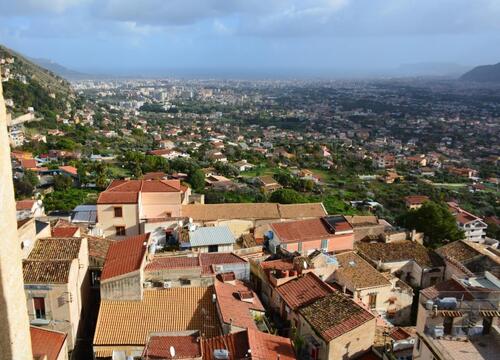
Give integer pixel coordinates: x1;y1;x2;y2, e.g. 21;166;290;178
397;201;464;248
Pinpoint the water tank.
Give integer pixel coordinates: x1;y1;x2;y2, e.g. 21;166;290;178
425;300;434;310
266;231;274;240
433;326;444;338
148;243;157;254
438;297;458;310
214;349;230;359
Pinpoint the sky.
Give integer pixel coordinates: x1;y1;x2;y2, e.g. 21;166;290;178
1;0;500;77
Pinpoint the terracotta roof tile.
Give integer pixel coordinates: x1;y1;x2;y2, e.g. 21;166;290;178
30;326;66;360
143;333;202;359
182;203;280;221
93;288;221;347
202;329;296;360
28;237;82;260
21;158;37;169
404;195;429;205
51;226;79;237
16;199;36;210
420;278;474;301
299;291;374;342
435;240;481;262
97;179;184;204
214;279;264;330
334;251;391;289
101;233;149;280
276;273;333;310
23;260;73;284
202;331;249;360
355;240;444;268
59;165;78;176
199;253;246;275
277;203;327;219
271;218;331;243
145;256;200;272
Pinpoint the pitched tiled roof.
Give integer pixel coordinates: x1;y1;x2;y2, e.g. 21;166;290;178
271;218;331;243
143;332;202;359
97;179;184;204
260;258;295;271
21;158;37;169
420;278;474;301
59;165;78;176
202;329;295;360
355;240;444;268
344;215;380;227
23;260;73;284
277;203;327;219
182;203;281;221
30;326;67;360
101;233;149;280
276;273;333;310
145;256;200;272
51;226;79;237
202;331;249;360
93;288;220;347
246;328;296;360
299;291;375;342
404;195;429;205
214;279;264;330
199;253;247;275
28;237;82;260
435;240;481;262
16;199;36;210
334;252;391;289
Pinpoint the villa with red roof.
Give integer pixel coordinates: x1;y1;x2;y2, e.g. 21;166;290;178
268;215;354;255
448;202;488;243
96;179;191;239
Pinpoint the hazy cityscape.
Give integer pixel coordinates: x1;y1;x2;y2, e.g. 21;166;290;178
0;1;499;360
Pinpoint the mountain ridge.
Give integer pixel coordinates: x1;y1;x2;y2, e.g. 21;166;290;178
460;62;500;83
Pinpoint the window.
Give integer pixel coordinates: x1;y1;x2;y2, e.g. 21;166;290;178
208;245;218;253
33;297;46;319
297;242;302;253
320;239;328;250
166;212;172;218
368;293;377;309
180;279;191;286
114;207;123;217
115;226;126;236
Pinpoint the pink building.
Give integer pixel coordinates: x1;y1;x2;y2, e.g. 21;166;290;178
268;216;354;255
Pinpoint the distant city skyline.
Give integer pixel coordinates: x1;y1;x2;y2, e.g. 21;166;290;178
1;0;500;77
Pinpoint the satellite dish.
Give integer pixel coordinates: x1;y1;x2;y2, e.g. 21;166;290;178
170;346;176;357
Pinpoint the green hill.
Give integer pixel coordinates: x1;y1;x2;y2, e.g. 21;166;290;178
0;45;74;119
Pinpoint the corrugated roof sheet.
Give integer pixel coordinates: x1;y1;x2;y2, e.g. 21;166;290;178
93;288;221;346
188;226;235;247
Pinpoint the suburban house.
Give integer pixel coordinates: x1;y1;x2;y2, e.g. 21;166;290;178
404;195;430;210
234;159;254;172
414;274;500;360
22;237;89;351
268;216;354;255
16;199;45;220
373;154;395;169
30;326;68;360
96;179;191;239
356;240;445;288
330;251;414;325
344;215;388;242
448;202;488;243
257;175;282;193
